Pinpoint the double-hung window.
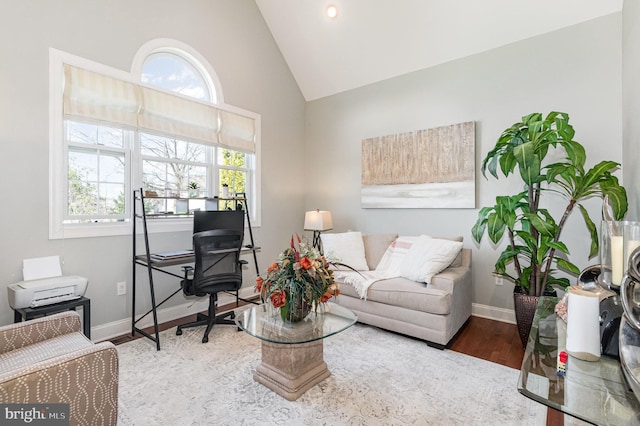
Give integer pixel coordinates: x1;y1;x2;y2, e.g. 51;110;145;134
49;45;260;239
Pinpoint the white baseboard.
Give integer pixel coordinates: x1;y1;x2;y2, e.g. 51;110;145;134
91;287;259;342
93;296;512;342
471;303;516;324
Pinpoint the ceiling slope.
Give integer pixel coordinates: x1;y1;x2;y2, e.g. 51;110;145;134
255;0;623;101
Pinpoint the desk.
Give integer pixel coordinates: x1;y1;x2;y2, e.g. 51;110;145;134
518;296;640;425
132;247;259;350
132;188;261;350
13;296;91;339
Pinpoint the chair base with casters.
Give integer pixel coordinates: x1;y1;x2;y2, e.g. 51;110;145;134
176;292;239;343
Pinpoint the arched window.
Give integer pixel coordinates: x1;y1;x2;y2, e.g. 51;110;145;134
49;41;259;239
142;52;212;102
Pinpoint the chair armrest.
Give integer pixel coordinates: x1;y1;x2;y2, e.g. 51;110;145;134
0;311;81;355
0;341;118;424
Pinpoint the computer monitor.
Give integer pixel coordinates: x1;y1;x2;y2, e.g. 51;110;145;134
193;210;245;235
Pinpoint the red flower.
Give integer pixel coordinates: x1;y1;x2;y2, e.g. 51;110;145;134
267;262;279;273
270;290;287;308
255;276;263;292
299;257;312;270
319;290;335;303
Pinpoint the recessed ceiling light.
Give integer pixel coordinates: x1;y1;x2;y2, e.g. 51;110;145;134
326;5;338;19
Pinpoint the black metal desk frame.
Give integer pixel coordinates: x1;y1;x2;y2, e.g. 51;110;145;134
13;296;91;339
132;189;260;350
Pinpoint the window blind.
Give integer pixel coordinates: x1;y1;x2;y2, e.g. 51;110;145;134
63;64;255;152
218;109;256;153
63;64;140;128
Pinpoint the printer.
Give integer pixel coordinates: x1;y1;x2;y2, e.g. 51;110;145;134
7;255;88;309
8;275;88;309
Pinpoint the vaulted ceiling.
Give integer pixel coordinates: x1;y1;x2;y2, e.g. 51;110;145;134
255;0;623;101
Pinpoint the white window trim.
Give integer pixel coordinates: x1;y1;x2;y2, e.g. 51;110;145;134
49;47;261;239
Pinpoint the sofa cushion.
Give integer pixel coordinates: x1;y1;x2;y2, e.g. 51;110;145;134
321;231;369;270
400;236;463;283
0;332;93;375
362;233;398;270
345;277;451;315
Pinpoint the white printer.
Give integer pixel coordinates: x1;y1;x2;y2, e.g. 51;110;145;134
8;276;88;309
7;256;88;309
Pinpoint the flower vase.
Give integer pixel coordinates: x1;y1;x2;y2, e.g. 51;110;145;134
281;294;311;323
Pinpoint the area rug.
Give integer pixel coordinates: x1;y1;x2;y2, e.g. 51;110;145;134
116;319;547;425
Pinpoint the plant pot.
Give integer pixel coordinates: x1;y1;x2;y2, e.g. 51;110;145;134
281;294;311;323
513;286;556;349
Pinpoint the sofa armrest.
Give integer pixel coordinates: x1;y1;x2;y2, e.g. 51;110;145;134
0;341;119;424
429;266;471;295
0;311;82;355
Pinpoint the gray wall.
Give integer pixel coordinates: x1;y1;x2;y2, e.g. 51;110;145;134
0;0;306;331
0;2;629;332
304;14;623;315
623;0;640;219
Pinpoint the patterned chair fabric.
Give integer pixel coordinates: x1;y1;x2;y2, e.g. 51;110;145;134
0;311;118;426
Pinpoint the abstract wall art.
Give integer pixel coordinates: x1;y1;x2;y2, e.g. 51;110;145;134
361;121;475;208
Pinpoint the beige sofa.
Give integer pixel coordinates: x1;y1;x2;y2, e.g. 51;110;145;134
0;311;119;425
330;233;472;349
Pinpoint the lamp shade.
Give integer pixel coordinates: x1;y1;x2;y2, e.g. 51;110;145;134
304;210;333;231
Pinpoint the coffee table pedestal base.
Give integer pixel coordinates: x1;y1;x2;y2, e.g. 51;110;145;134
254;339;330;401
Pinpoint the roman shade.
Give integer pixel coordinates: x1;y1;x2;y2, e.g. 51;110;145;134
63;64;255;153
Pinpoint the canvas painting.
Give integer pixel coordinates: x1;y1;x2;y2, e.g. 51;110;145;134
361;121;475;208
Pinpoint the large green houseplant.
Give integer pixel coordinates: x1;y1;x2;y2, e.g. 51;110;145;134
472;112;627;346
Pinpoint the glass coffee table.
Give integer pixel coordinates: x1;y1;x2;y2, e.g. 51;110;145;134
518;296;640;424
235;302;357;401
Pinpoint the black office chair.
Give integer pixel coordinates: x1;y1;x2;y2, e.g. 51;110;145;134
176;229;246;343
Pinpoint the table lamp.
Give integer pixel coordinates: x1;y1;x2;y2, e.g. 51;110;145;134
304;209;333;253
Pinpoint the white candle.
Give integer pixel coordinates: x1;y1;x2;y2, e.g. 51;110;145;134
626;240;640;277
611;235;624;285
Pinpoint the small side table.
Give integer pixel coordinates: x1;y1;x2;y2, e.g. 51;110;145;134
13;296;91;339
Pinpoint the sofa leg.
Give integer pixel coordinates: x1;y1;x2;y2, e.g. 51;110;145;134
426;341;446;350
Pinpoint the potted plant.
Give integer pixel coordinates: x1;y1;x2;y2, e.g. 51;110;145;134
188;181;200;198
255;234;338;322
472;111;627;347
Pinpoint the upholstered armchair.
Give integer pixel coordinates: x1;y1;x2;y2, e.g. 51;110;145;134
0;311;118;425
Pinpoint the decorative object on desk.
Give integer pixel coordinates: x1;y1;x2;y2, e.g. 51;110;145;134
188;181;200;198
221;183;229;198
566;285;601;361
256;234;338;322
601;218;640;290
304;209;333;254
471;111;627;348
556;350;568;376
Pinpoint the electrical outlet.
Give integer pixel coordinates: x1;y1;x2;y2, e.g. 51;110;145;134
495;275;503;286
117;281;127;296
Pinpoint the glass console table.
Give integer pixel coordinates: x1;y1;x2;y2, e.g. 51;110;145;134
518;296;640;425
235;302;357;400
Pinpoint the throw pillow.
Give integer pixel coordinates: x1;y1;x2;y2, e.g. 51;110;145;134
399;235;463;283
362;233;399;270
321;231;369;270
375;236;420;276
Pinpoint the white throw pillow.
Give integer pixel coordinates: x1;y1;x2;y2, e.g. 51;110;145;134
399;235;463;283
321;231;369;270
375;236;420;276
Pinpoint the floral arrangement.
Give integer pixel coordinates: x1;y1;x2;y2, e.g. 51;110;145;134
256;234;339;321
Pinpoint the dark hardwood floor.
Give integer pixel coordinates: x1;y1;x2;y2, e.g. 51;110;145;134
110;307;562;425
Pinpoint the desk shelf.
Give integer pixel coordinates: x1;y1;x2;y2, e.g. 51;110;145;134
132;188;260;350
